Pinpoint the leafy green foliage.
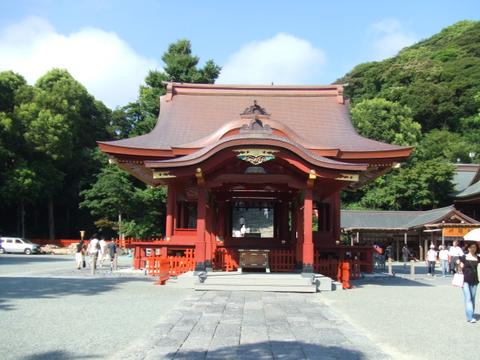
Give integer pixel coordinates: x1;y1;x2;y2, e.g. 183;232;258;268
111;39;221;137
355;161;455;210
351;98;421;146
341;21;480;210
340;21;480;132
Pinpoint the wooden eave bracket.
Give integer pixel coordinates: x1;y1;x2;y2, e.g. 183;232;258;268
307;170;316;188
196;167;205;185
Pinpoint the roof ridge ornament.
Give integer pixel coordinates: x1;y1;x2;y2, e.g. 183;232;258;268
240;100;272;134
240;100;270;116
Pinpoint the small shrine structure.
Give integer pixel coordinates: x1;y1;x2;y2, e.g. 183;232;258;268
98;83;412;275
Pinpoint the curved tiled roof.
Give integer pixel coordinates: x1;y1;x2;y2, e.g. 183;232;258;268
455;181;480;199
100;83;410;154
341;205;479;230
145;133;367;171
452;164;480;192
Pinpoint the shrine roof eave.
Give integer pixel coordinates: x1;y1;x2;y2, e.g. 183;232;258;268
97;140;412;164
143;135;368;172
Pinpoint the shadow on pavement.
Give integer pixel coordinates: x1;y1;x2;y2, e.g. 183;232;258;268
21;350;98;360
0;276;154;311
165;341;370;359
351;276;434;288
0;255;69;265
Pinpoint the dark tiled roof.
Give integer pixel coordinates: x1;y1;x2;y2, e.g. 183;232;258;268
452;163;479;192
455;181;480;199
102;83;409;153
341;205;479;230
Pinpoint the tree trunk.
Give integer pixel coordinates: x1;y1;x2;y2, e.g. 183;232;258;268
48;195;55;241
16;203;21;236
118;212;123;240
21;200;25;239
66;207;70;237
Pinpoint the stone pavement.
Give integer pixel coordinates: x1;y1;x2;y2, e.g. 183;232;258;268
114;291;388;360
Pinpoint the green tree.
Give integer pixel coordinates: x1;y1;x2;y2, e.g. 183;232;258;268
80;163;136;237
340;20;480;132
415;129;475;163
12;69;111;239
113;39;221;137
351;98;421;146
356;160;455;210
122;186;166;239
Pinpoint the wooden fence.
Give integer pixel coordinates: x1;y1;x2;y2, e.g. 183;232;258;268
269;249;296;272
146;249;195;277
213;248;239;271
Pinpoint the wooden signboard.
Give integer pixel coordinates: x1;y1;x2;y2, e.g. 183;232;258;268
442;227;478;238
238;249;270;272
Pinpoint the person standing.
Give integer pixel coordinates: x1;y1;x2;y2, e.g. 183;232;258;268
457;243;479;323
385;244;393;262
107;238;117;271
438;245;450;277
99;237;108;267
75;240;85;270
426;244;438;276
449;240;464;274
402;245;411;268
87;234;100;274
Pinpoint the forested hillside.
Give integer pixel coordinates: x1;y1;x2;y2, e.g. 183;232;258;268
338;20;480;210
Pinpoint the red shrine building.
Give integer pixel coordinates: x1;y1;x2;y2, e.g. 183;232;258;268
98;83;412;275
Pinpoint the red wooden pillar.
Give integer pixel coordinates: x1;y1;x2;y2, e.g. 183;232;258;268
218;200;225;239
194;186;206;273
332;192;341;246
204;199;213;270
302;188;314;274
165;185;174;239
282;201;289;243
295;203;303;271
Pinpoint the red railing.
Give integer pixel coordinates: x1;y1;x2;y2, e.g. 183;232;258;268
313;254;339;279
146;249;195;278
269;249;296;272
214;248;239;271
167;249;195;275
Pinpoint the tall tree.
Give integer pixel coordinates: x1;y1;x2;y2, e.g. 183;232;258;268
14;69;111;239
111;39;221;137
351;98;421;146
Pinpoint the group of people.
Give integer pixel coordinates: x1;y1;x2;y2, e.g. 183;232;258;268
425;240;468;277
75;234;117;274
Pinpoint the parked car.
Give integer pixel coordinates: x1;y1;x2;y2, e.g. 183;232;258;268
0;237;41;254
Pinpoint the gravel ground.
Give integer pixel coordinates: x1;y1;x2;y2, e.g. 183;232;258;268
321;262;480;360
2;256;478;360
0;254;192;360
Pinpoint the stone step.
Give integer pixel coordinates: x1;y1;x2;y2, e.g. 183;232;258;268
201;276;313;286
195;283;317;293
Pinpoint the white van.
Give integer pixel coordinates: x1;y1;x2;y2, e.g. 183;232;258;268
0;237;40;255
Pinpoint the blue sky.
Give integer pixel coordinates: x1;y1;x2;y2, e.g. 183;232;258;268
0;0;478;108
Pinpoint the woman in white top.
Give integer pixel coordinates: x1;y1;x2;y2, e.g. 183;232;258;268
438;245;449;277
448;240;464;274
426;245;438;276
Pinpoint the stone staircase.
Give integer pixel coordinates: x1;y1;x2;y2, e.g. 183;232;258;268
166;271;333;293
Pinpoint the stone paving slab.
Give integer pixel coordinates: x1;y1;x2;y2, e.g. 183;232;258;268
112;291;389;360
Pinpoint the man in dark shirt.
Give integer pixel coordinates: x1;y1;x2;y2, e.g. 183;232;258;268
107;239;117;271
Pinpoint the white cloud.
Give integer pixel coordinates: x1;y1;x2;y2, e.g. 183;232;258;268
368;19;417;60
0;16;159;108
217;33;326;85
